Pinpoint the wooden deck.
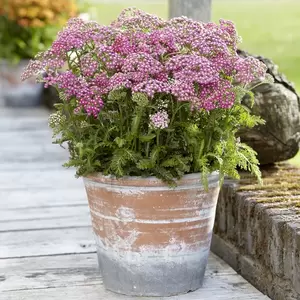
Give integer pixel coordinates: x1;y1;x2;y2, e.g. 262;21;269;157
0;108;270;299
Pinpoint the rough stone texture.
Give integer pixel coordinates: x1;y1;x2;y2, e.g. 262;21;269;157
212;164;300;300
238;50;300;165
169;0;212;23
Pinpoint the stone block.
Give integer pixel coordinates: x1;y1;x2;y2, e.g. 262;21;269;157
211;234;240;271
213;166;300;300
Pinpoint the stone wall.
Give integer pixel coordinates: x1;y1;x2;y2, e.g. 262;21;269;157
212;164;300;300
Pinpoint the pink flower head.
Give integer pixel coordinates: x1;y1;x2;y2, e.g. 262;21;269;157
81;54;98;77
150;110;170;129
166;55;219;84
197;79;236;110
21;8;267;118
133;79;170;98
234;57;267;84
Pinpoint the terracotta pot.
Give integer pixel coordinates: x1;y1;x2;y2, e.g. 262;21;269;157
0;60;43;107
83;172;220;297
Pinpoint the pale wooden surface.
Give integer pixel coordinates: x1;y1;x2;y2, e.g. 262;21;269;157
0;108;270;299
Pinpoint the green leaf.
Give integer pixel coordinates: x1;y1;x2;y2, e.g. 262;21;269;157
104;126;118;141
108;88;127;101
132;92;149;107
137;159;153;170
114;137;126;148
131;107;144;135
164;128;175;133
150;146;165;164
154;166;175;186
109;150;127;177
161;155;191;173
94;160;102;168
139;134;156;142
161;157;178;168
206;153;223;166
54;103;64;110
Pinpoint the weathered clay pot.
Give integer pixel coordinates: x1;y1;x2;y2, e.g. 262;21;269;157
0;60;43;107
83;172;220;296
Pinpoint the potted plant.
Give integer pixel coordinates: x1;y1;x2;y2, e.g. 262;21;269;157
0;0;77;106
22;8;269;296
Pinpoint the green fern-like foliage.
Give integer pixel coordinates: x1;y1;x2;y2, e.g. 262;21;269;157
49;86;264;187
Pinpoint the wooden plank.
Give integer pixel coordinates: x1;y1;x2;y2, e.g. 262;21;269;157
0;253;235;292
0;147;68;164
0;169;83;189
0;150;67;164
0;253;268;300
0;162;68;171
1;202;89;221
0;118;48;132
0;130;68;163
0;138;67;164
0;205;91;232
0;230;272;299
0;130;53;144
0;152;66;164
0;215;91;232
0;189;86;210
1;276;269;300
0;227;95;259
0;144;66;153
0;108;49;118
0;253;100;292
0;252;234;280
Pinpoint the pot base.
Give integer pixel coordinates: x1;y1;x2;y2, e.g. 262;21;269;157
95;236;210;297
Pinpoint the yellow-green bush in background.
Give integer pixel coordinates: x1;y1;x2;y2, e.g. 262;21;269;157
0;0;78;62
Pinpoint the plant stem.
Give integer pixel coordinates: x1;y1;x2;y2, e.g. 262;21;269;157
206;135;212;153
125;94;130;133
145;126;152;157
117;102;123;137
206;111;216;153
146;141;150;157
156;129;160;146
166;96;183;145
249;81;264;91
66;54;72;70
198;140;205;161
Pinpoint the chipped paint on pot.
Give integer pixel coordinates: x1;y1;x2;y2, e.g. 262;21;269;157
83;172;220;297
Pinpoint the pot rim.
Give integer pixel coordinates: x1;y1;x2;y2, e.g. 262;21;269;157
84;171;220;188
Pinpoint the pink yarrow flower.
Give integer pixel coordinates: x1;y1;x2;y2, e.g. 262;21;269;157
21;8;267;118
150;110;170;129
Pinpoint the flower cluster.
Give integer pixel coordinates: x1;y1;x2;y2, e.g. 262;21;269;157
48;111;66;128
22;8;267;117
150;110;170;129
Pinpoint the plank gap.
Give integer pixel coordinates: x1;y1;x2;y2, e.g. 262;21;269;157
4;203;88;211
0;251;97;260
0;225;91;234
